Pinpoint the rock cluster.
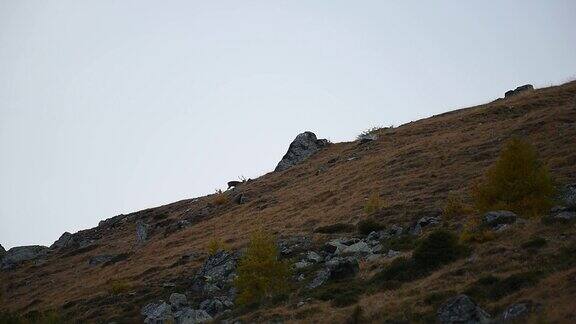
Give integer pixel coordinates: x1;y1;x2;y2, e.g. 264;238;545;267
275;131;329;172
505;84;534;98
142;293;212;324
437;294;491;324
1;245;49;270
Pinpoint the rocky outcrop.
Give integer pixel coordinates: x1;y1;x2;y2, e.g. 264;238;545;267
307;257;359;289
51;232;74;249
409;216;441;236
192;250;238;299
136;220;150;245
505;84;534;98
1;245;49;270
0;244;5;259
437;294;491;324
142;293;212;324
275;131;329;172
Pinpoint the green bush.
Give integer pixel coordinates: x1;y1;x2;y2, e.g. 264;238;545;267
357;219;384;235
234;230;291;306
372;257;425;284
413;230;470;269
472;137;555;217
314;223;355;234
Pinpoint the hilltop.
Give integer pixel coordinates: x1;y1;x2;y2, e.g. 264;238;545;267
1;81;576;323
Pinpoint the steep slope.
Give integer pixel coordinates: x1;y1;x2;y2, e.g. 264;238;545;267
1;81;576;323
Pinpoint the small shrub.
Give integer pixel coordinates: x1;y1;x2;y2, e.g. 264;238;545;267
412;230;470;269
373;257;424;284
459;217;495;243
364;192;385;215
521;237;547;250
108;279;132;295
357;219;384;235
314;223;355;234
207;237;229;255
357;126;383;139
212;189;229;205
443;192;473;219
465;271;542;301
234;230;291;306
472;137;555;217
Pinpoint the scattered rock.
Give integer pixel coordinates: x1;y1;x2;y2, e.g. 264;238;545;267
410;216;441;235
169;293;188;309
199;297;234;316
294;260;311;269
562;184;576;210
307;269;330;289
342;241;372;255
500;302;531;322
98;214;130;228
306;251;323;263
386;250;401;258
278;236;312;257
504;84;534;98
357;133;378;144
437;294;491;324
325;257;360;280
483;211;517;228
1;245;49;270
274;131;329;172
142;301;173;323
323;240;348;255
136;220;150;245
552;210;576;221
175;308;212;324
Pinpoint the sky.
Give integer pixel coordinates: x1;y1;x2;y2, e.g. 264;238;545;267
1;1;575;249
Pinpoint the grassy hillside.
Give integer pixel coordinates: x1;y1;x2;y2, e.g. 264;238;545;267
1;81;576;323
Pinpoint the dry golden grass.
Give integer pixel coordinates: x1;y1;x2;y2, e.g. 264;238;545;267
1;81;576;322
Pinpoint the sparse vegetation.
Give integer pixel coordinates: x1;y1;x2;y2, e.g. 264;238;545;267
472;137;555;217
356;126;383;139
459;217;495;243
363;192;385;215
521;236;547;250
207;237;229;254
0;310;63;324
443;192;472;219
212;189;229;205
314;223;355;234
234;230;291;306
357;219;384;235
312;280;364;307
465;271;542;301
108;279;132;295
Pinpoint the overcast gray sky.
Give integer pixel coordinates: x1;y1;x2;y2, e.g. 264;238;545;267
1;1;575;249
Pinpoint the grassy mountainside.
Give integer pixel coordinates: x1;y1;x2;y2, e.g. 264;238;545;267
1;81;576;323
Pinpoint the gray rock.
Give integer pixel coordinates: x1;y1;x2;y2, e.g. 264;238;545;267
483;211;517;228
192;250;238;296
88;254;114;266
136;220;150;245
504;84;534;98
278;236;312;257
386;250;401;258
199;297;233;316
169;293;188;309
325;257;359;280
1;245;49;270
307;269;330;289
306;251;322;263
0;244;5;259
500;303;530;322
51;232;75;249
342;241;372;255
437;294;491;324
553;210;576;221
357;133;378;144
323;240;348;255
275;131;329;172
175;308;212;324
410;216;441;236
142;301;174;323
234;193;248;205
562;184;576;210
294;260;311;269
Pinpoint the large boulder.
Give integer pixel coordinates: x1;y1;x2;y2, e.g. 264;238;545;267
192;250;239;298
437;294;491;324
1;245;49;270
274;131;329;172
504;84;534;98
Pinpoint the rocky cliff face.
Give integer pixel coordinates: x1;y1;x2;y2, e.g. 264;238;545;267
274;131;329;172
